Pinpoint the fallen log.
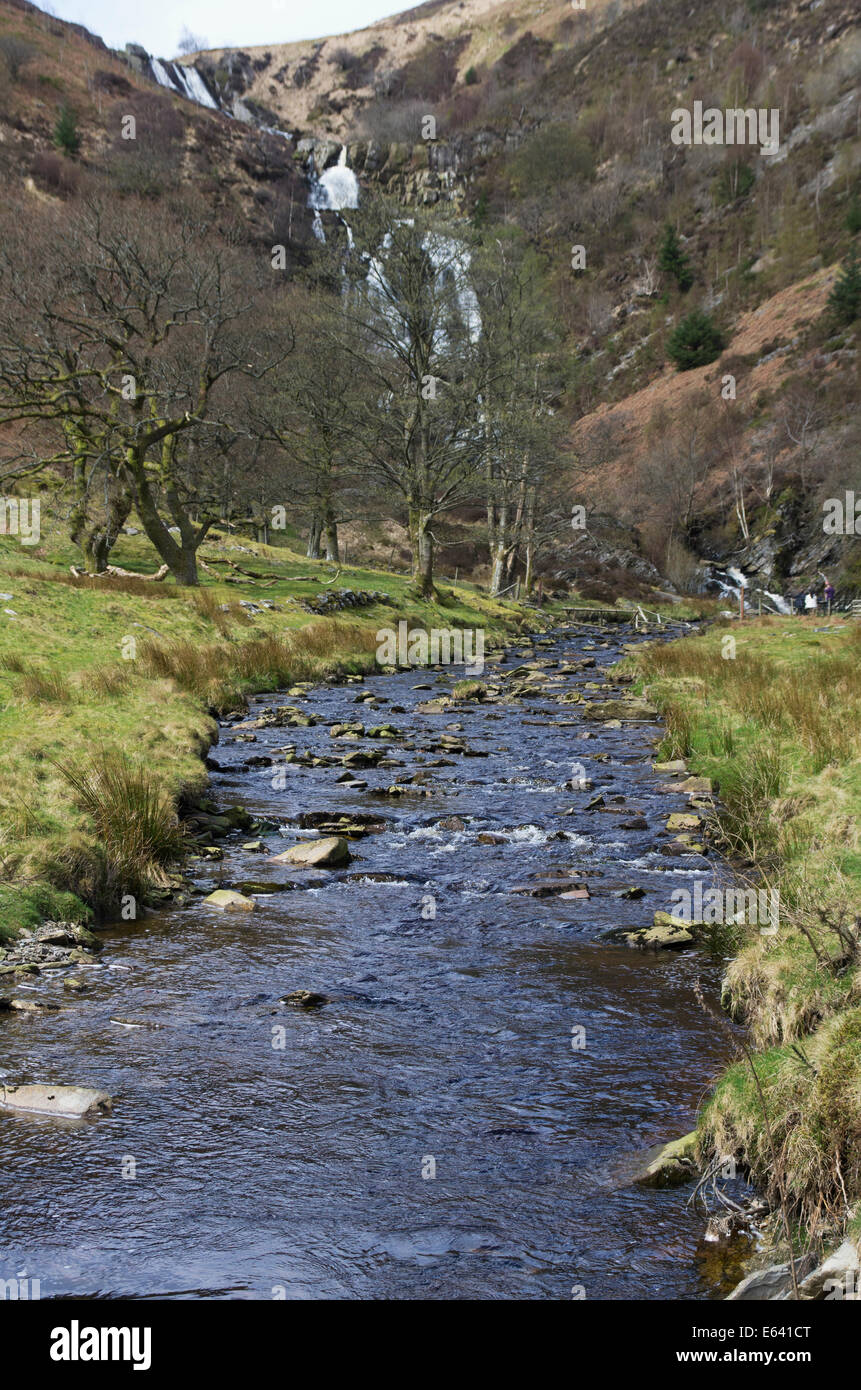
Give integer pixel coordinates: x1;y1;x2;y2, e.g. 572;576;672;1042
69;564;169;581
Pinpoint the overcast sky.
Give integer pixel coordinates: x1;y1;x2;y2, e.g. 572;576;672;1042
48;0;410;57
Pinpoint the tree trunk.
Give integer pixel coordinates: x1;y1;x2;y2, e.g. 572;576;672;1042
522;490;537;596
323;510;340;564
122;448;203;586
489;541;507;597
69;463;133;573
84;530;113;574
409;507;435;599
306;515;322;559
175;547;199;586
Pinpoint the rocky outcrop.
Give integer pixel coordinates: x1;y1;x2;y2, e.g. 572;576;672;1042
726;1238;860;1300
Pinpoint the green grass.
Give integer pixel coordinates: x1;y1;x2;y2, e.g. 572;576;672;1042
627;617;861;1249
0;512;537;931
0;883;91;944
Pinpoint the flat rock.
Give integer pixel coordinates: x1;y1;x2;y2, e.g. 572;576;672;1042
0;1083;112;1118
625;918;694;948
795;1240;861;1300
666;812;703;831
726;1265;796;1301
679;776;713;794
203;889;257;912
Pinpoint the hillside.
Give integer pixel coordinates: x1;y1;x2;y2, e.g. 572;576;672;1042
0;0;859;601
97;1;861;594
1;0;860;1313
192;0;643;138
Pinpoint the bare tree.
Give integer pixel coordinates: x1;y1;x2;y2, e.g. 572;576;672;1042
306;198;485;598
474;238;565;594
176;28;209;57
0;195;291;582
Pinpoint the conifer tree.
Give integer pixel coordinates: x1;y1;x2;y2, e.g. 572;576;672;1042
658;224;693;293
54;104;81;157
827;249;861;326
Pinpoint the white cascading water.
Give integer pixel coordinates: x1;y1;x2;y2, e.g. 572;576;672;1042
176;65;218;109
149;57;214;108
367;220;482;347
765;591;792;614
425;231;482;345
708;563;792;614
149;56;217;110
308;146;360;242
150;57;177;92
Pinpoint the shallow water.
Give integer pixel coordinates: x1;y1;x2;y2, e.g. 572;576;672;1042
0;624;738;1299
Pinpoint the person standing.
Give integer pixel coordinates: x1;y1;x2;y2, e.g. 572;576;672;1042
824;580;835;615
804;587;818;618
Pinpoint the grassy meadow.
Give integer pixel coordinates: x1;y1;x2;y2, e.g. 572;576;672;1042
629;617;861;1250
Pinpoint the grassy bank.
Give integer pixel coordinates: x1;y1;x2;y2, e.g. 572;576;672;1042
0;520;538;938
629;616;861;1252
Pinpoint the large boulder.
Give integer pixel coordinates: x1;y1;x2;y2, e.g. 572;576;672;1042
582;699;658;721
666;812;703;832
725;1257;816;1300
273;836;351;868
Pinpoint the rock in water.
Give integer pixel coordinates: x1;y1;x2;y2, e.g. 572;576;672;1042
203;889;257;912
273;836;351;868
666;812;703;832
280;990;329;1009
0;1083;112;1118
632;1131;699;1187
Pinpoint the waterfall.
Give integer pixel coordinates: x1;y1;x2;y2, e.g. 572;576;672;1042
706;563;792;614
308;146;360;242
425;232;482;344
764;590;792;615
147;55;218;111
150;57;177;92
176;65;218;109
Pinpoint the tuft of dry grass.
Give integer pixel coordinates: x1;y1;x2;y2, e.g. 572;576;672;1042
3;564;182;598
139;621;380;711
656;700;693;760
51;750;186;899
701;1006;861;1241
82;663;132;698
16;664;74;703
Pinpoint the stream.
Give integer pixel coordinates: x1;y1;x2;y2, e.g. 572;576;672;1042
0;622;740;1300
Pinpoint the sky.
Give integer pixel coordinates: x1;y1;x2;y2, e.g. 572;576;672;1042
46;0;412;58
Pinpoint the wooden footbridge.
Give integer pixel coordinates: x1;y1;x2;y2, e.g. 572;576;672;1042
562;604;665;628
